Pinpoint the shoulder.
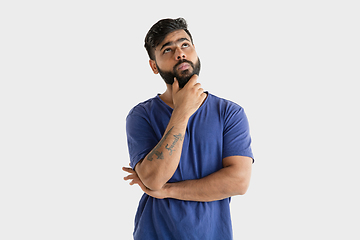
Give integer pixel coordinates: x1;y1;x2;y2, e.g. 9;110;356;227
207;93;244;114
206;93;249;130
127;96;160;118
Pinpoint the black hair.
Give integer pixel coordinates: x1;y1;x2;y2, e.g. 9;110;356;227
144;18;194;60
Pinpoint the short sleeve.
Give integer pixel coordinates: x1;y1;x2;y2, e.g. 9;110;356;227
126;107;158;169
223;105;254;162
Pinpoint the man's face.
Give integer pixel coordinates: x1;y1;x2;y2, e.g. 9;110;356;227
150;30;201;88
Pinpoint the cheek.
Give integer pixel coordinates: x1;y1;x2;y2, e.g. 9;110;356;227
187;49;198;61
155;59;171;71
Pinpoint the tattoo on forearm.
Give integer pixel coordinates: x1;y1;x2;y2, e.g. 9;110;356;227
147;126;174;161
165;133;184;155
146;126;184;161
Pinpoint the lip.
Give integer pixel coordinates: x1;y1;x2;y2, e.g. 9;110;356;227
177;63;190;71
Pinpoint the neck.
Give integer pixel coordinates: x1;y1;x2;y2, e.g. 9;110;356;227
159;84;175;109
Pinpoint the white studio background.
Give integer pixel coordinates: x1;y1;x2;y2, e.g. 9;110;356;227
1;1;359;240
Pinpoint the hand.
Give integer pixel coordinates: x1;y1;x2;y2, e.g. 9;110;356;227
122;166;169;199
172;75;207;119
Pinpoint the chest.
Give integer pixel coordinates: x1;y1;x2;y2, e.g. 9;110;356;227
174;110;225;180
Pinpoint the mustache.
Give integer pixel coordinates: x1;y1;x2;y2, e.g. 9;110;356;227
173;59;195;71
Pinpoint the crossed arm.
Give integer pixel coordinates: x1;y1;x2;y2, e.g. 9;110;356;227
123;155;252;202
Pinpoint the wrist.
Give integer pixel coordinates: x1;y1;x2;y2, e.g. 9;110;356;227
172;108;191;123
163;183;173;199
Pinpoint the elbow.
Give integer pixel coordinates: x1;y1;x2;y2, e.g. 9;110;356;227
234;178;251;196
237;184;249;195
232;167;252;196
138;169;166;191
135;162;166;191
141;177;165;191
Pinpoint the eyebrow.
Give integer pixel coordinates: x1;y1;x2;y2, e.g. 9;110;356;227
160;37;190;51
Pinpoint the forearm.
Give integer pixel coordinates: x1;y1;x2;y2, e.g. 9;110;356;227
135;109;189;190
164;165;250;202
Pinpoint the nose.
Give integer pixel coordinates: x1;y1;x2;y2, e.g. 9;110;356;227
175;47;186;60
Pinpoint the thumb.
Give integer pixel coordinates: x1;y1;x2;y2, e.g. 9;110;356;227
172;77;179;93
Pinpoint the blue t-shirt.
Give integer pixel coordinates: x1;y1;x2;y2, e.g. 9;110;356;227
126;93;253;240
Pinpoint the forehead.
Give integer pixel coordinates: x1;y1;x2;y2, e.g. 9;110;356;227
155;30;191;51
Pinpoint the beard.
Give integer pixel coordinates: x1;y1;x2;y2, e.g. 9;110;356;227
156;57;201;89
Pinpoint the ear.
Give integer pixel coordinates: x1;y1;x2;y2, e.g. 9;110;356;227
149;60;159;74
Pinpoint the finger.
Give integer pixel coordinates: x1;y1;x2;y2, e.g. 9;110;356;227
200;91;207;100
186;74;199;87
130;178;143;187
172;77;179;93
122;167;134;173
124;174;135;181
193;82;202;90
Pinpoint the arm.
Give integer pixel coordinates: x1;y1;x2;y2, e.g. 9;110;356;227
124;155;252;202
134;76;206;191
134;111;187;191
164;156;253;201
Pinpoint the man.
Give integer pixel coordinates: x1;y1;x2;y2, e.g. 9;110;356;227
123;18;254;240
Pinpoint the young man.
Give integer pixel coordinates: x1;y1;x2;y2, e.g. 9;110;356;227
123;18;254;240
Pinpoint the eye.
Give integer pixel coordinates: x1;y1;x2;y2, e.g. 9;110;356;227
182;43;189;48
163;48;172;54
